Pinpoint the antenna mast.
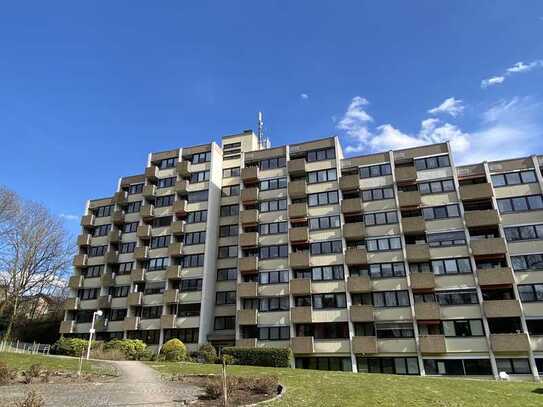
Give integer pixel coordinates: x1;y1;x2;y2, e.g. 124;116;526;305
257;112;270;149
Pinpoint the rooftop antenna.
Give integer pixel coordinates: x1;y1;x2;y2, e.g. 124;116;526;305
257;112;270;149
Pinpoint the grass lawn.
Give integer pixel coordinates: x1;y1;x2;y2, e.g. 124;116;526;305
0;352;118;376
148;361;543;407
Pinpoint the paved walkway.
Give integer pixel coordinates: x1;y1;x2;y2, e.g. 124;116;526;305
0;360;202;406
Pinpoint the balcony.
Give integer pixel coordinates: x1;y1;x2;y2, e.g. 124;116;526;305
237;309;258;325
288;203;308;220
470;238;506;257
108;229;121;244
124;317;140;331
241;187;259;204
341;198;362;215
168;242;184;257
238;282;258;297
240;232;258;248
289;227;309;244
347;276;371;293
460;183;493;201
419;335;446;354
352;336;378;354
406;244;430;262
477;267;514;287
339;174;360;192
166;265;182;280
490;333;530;353
241;166;259;184
483;299;522;318
401;217;426;234
240;209;258;226
73;254;88;268
130;268;145;282
127;292;143;306
345;247;368;266
142;185;156;199
288;180;307;199
398;191;421;208
239;256;258;274
80;214;95;229
68;275;83;290
136;225;152;240
343;223;365;240
464;209;500;228
291;336;314;353
134;246;149;261
145;166;159;181
395;165;417;183
173;200;188;217
112;210;125;225
98;295;112;308
171;220;185;236
291;306;312;323
140;205;154;221
288;158;306;176
160;314;176;329
77;233;91;247
64;297;79;311
176;161;190;178
290;279;311;295
414;302;440;320
113;191;127;205
236;338;257;348
289;252;310;269
350;305;374;322
101;272;115;287
164;289;179;303
175;180;189;196
59;320;75;334
410;272;435;291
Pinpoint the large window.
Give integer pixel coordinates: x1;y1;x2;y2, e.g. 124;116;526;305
78;288;98;300
504;224;543;242
442;319;484;337
312;293;347;309
414;155;450;170
365;262;405;279
152;216;172;228
182;254;204;268
143;281;165;295
260;177;287;191
188;190;209;203
259;221;288;235
223;167;240;178
93;224;111;237
496;358;531;374
259;199;287;212
306;148;335;162
258;326;290;340
435;289;478;305
179;278;203;291
518;284;543;302
418;179;455;194
511;254;543;271
361;187;394;201
89;245;107;257
158;157;176;169
157;177;176;189
94;205;113;217
309;215;341;230
140;306;162;319
219;224;238;237
147;257;168;271
427;231;466;247
214;316;235;330
259;296;289;312
128;183;144;195
310;240;342;255
126;201;142;213
375;322;414;338
191;151;211;164
308;191;339;207
430;258;472;275
295;322;349;339
123;222;138;234
310;265;344;281
255;157;286;170
163;328;199;344
366;237;402;251
184;231;206;245
150;235;170;249
218;245;238;258
424;359;492;376
364;211;398;226
216;291;236;305
352;291;410;307
190;170;210;183
187;210;208;223
221;185;240;197
259;270;289;284
259;245;288;259
108;308;127;321
84;265;103;278
422;204;460;220
497;195;543;214
217;268;237;281
155;195;174;208
118;262;133;275
220;205;239;217
358;357;419;375
491;170;537;187
359;163;391;178
127;329;160;345
307;168;337;184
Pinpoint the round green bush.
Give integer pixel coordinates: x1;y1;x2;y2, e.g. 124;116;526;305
198;343;217;364
161;339;187;362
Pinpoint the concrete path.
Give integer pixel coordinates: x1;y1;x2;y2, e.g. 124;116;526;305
0;360;202;406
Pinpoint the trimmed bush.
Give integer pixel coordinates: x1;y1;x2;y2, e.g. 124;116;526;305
161;338;187;359
198;343;217;364
222;347;292;368
52;337;89;357
103;339;147;360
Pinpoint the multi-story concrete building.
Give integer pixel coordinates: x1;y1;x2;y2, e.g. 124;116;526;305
61;130;543;379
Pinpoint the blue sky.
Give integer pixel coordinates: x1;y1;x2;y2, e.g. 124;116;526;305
1;1;542;236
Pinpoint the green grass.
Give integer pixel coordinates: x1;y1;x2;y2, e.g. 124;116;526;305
0;352;117;376
148;362;543;407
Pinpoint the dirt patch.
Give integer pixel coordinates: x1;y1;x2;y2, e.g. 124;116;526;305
1;367;115;386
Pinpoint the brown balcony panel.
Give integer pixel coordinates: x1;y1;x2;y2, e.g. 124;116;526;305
98;295;112;308
289;228;309;243
341;198;362;215
113;191;127;205
142;185;156;199
291;336;314;353
59;320;75;334
241;166;259;184
124;317;140;331
137;225;152;240
471;238;506;257
240;232;259;248
171;221;186;236
288;203;308;220
236;338;257;348
343;222;366;240
483;299;522;318
291;306;312;324
339;174;360;192
398;191;421;208
406;244;431;262
414;302;441;320
477;267;514;287
101;272;115;287
160;314;176;329
134;246;149;261
173;200;188;217
68;275;83;290
127;292;143;306
419;335;446;354
112;210;125;225
239;256;258;274
64;297;79;311
288;180;307;199
490;333;530;353
238;309;258;325
288;158;306;176
108;229;121;244
240;209;258;226
290;279;311;295
460;183;493;201
80;214;95;229
410;272;436;291
345;248;368;266
175;180;189;196
395;165;417;183
350;305;374;322
289;252;310;269
164;289;179;303
347;276;371;293
168;242;184;257
241;187;259;204
238;282;258;297
401;217;426;234
176;161;190;178
73;254;88;268
464;210;500;228
145;166;158;181
166;265;182;280
131;268;145;282
352;336;378;354
77;233;91;247
140;205;154;221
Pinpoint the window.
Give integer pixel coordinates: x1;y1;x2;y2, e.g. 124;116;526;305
518;284;543;302
157;177;176;189
140;306;162;319
158;157;176;169
221;184;240;197
310;240;342;255
123;222;138;233
352;291;410;307
147;257;168;271
259;221;288;235
296;322;349;339
259;177;287;191
361;187;394;201
375;322;414;338
436;289;478;305
296;357;352;372
218;245;238;258
188;190;209;203
155;195;175;208
311;265;344;281
223;167;240;178
418;179;455;194
312;293;347;309
84;265;103;278
126;201;142;213
75;310;95;323
366;237;402;251
258;326;290;340
163;328;199;343
108;308;127;321
191;151;211;164
364;211;398;226
358;357;419;375
491;170;537;187
92;224;111;237
143;281;165;295
259;270;289;284
94;205;113;217
184;231;206;245
367;262;405;279
78;288;98;300
216;291;236;305
511;254;543;271
214;316;235;330
179;278;203;291
182;254;204;268
89;245;107;257
497;195;543;213
307;168;337;184
224;142;241;149
414;155;450;170
496;359;531;374
150;235;170;249
152;216;172;228
308;191;339;207
422;204;460;220
255;156;286;170
187;210;208;223
431;258;472;275
118;262;133;275
427;231;466;247
259;245;288;259
259;296;289;312
219;224;238;237
220;204;239;217
190;170;210;183
127;329;160;345
424;359;492;376
309;215;341;230
259;199;287;212
359;163;392;178
217;268;237;281
442;319;484;337
128;183;144;195
170;303;200;317
306;148;336;162
504;224;543;242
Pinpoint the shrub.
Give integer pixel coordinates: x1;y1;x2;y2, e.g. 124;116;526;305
249;376;278;394
221;354;235;365
0;361;16;385
103;339;147;360
161;338;187;362
11;389;44;407
203;377;222;399
52;337;89;357
198;343;217;364
222;347;292;368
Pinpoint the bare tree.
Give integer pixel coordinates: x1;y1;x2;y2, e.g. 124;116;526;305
0;191;73;339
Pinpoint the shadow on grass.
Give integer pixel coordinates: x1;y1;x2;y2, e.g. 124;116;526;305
531;388;543;394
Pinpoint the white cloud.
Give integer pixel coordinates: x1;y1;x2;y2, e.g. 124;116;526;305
482;60;543;88
60;214;79;221
428;97;465;117
481;76;505;88
506;61;542;73
300;93;309;100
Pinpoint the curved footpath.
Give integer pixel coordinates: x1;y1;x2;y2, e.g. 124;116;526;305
0;360;202;406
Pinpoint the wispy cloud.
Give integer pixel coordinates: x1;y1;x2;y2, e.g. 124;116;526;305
481;60;543;88
300;93;309;100
428;97;464;117
481;76;505;88
60;213;79;221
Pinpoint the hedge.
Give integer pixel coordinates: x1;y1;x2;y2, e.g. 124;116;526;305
222;347;292;368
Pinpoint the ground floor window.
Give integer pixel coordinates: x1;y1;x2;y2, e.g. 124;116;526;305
536;358;543;374
163;328;199;344
96;331;123;341
295;357;352;372
496;358;531;374
424;359;492;375
357;357;419;375
127;329;160;345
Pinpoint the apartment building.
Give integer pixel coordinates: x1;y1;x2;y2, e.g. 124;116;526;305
61;130;543;380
